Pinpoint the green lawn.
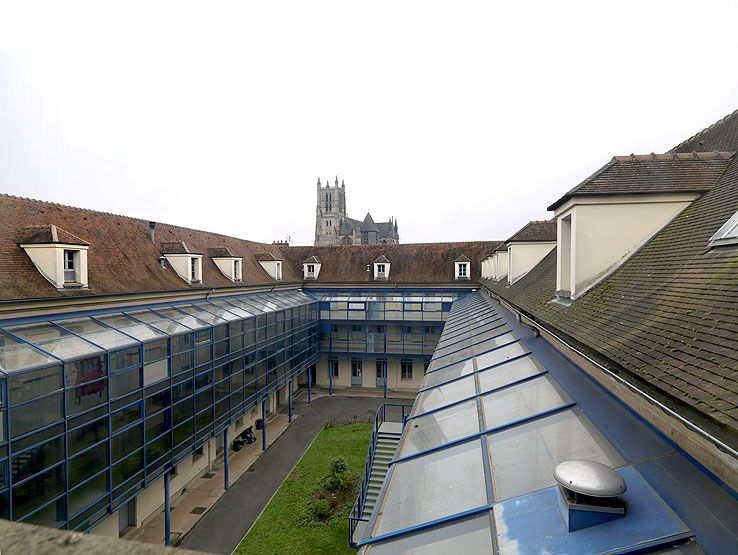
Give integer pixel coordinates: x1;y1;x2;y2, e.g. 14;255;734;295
235;422;372;555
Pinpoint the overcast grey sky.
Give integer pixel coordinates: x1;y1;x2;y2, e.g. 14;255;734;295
1;1;738;246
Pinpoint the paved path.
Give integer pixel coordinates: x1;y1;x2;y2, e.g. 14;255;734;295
179;395;391;554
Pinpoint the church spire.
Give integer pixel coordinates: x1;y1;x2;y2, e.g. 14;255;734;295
317;177;321;187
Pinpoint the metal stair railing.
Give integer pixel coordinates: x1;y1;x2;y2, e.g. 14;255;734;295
348;402;412;547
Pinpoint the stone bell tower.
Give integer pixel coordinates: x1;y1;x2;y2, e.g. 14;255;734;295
314;176;347;246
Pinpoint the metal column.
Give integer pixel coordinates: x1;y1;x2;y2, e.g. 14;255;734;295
329;362;333;395
383;361;387;399
288;381;293;423
307;365;312;404
164;471;171;546
224;428;229;491
262;399;267;451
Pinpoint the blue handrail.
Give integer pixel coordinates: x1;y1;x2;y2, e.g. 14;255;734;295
348;401;412;547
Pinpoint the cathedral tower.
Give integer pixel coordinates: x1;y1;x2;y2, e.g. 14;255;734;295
314;176;347;246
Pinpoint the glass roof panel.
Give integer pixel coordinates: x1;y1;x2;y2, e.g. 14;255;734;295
55;317;140;350
226;297;265;315
208;298;255;318
470;332;516;355
176;304;228;325
477;354;543;392
487;407;625;501
481;374;570;429
434;338;473;359
365;513;495;555
400;399;480;457
414;375;476;415
474;342;528;371
0;329;59;373
96;313;167;342
370;439;488;538
151;307;209;330
8;322;104;361
422;358;476;389
192;302;240;321
127;309;192;335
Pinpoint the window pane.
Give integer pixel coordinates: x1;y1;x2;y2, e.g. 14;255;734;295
112;424;143;461
8;366;62;404
11;393;63;437
487;408;625;501
70;442;108;487
371;439;487;537
65;355;106;387
12;464;65;519
112;450;143;488
67;378;107;415
110;347;140;372
12;435;64;483
143;339;168;363
400;400;480;457
423;358;475;389
110;367;141;398
144;359;168;386
414;375;476;415
481;375;569;429
69;417;108;455
69;472;107;517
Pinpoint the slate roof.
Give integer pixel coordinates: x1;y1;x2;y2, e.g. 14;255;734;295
360;212;379;233
255;252;279;262
455;254;470;262
506;220;557;243
302;255;321;264
670;109;738;153
374;255;390;263
0;194;298;300
284;241;500;283
160;241;194;254
18;224;89;246
548;152;733;211
484;154;738;448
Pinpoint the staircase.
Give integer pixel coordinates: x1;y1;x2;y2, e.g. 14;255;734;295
362;422;403;517
348;403;412;547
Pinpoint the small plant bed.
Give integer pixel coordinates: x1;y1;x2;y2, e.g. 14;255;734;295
235;422;372;554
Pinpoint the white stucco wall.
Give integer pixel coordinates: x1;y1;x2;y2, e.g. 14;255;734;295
303;262;322;280
213;257;242;281
493;251;508;280
508;242;556;284
555;195;697;298
21;244;89;288
164;254;201;283
259;260;283;280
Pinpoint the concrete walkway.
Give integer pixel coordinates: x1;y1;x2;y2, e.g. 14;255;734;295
179;394;392;554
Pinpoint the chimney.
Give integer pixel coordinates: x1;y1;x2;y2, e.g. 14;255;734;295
149;221;156;243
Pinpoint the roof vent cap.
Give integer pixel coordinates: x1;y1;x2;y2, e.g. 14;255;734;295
554;460;627;532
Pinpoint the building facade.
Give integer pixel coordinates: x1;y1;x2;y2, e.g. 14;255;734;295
314;177;400;246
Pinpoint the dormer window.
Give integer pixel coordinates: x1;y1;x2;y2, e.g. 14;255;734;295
455;255;471;280
373;256;391;280
276;261;283;280
302;256;321;280
190;257;200;282
709;210;738;247
63;249;79;283
257;253;283;281
19;225;90;289
233;259;242;281
160;242;203;284
209;247;242;283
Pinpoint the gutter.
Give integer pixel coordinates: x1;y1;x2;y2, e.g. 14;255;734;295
481;285;738;462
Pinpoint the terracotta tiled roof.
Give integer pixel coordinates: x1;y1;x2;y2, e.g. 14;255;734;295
548;152;733;211
208;246;236;258
484;155;738;447
506;220;557;243
284;241;501;283
0;194;300;300
17;224;89;246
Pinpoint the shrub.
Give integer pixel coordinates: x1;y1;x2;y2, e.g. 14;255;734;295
330;456;349;475
309;498;331;521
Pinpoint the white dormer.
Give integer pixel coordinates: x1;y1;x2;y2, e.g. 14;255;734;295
257;253;283;281
492;247;509;281
160;242;203;284
455;255;470;280
209;247;243;282
19;225;90;289
549;153;729;299
302;256;322;280
373;255;390;280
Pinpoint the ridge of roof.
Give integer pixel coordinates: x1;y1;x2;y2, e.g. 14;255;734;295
0;192;269;247
668;109;738;154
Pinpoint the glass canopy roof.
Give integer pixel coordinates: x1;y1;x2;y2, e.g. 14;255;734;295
359;292;696;554
0;289;316;376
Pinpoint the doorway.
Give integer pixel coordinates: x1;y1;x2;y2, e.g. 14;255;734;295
351;359;363;386
376;359;386;387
